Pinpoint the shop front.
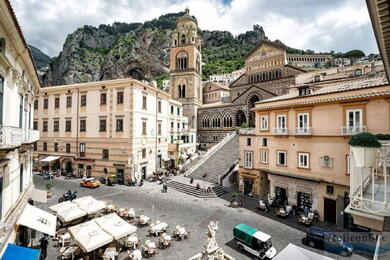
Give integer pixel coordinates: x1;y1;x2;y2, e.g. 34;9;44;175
238;171;261;196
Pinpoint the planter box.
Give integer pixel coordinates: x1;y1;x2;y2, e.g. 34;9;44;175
351;146;377;168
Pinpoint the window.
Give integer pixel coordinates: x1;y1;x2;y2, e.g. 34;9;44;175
33;121;38;130
170;136;174;143
102;149;109;159
246;138;251;146
177;107;180;115
100;93;106;105
43;142;47;151
80;119;86;132
142;95;147;109
43;98;48;109
176;51;188;70
346;109;363;133
116;119;123;131
33;143;37;151
177;122;180;130
171;106;174;114
54;142;59;152
171;122;174;130
55;97;60;108
99;119;106;132
178;85;186;98
66;143;71;153
262;138;268;147
276;115;287;132
66;96;72;107
297;112;309;133
34;100;38;110
298;87;311;96
326;185;334;195
142;148;146;158
158;101;162;113
260;115;268;130
314;75;321;82
43;121;48;132
354;69;362;76
117;91;123;104
142;121;147;135
65;120;71;132
260;150;268;163
277;151;287;166
80;143;85;157
79;143;86;157
53;120;59;131
298;152;309;168
80;95;86;106
244;151;253;168
158;123;162;135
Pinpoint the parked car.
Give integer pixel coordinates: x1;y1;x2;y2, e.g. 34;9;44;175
233;223;277;259
100;174;117;186
302;227;353;256
80;178;101;188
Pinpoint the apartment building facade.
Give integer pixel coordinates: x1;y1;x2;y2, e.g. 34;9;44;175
0;0;40;253
34;78;195;183
239;68;389;228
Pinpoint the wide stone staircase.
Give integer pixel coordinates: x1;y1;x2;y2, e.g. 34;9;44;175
188;133;239;184
166;180;229;198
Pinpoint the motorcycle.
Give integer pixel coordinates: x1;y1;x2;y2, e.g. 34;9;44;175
65;172;77;179
58;190;77;203
43;172;54;180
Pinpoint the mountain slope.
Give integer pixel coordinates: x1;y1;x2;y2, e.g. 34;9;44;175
41;12;267;87
28;44;51;70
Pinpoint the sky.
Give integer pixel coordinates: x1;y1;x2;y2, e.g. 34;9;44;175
10;0;379;57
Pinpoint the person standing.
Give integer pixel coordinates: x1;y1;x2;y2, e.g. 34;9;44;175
39;235;48;259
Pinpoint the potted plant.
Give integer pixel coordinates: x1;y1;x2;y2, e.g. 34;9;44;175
45;182;53;198
349;132;381;168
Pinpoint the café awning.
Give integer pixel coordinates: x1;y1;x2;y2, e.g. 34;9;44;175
69;220;113;252
17;204;57;236
94;213;137;240
73;196;106;214
2;244;41;260
56;206;87;223
40;155;61;162
31;188;47;203
49;200;77;213
274;243;334;260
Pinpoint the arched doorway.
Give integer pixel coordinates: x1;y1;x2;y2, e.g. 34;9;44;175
236;110;246;127
62;160;73;174
86;165;92;178
247;94;260;127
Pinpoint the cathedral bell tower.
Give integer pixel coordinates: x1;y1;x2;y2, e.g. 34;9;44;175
169;8;203;129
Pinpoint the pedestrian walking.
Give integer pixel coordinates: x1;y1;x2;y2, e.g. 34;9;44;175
202;172;208;180
165;185;168;193
39;235;49;260
190;178;194;184
196;183;200;190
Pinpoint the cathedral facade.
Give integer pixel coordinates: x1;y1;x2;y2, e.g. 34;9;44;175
197;40;305;148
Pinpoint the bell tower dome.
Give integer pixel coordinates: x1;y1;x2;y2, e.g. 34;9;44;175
169;9;203;129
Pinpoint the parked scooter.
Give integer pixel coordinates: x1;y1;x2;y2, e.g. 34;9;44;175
43;171;54;180
58;190;77;202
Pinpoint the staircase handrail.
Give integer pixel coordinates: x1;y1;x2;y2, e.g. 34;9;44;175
219;159;239;186
187;131;236;175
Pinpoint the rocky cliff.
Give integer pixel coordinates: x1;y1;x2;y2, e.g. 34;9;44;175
41;12;267;87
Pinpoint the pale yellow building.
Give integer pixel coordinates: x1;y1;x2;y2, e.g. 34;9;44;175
239;65;389;228
34;78;195;182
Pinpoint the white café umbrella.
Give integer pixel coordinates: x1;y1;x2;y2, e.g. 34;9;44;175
49;200;77;213
57;206;87;223
73;196;106;214
94;213;137;240
69;220;113;253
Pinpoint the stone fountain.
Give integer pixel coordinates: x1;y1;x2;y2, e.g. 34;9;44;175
188;221;235;260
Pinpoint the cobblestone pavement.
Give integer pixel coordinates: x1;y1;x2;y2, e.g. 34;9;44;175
34;175;365;260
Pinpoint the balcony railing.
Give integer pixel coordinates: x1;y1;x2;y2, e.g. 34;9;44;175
274;128;289;135
239;128;255;135
0;127;40;149
342;125;367;135
294;127;312;135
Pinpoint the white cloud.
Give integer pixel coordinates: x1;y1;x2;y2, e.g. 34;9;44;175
10;0;378;57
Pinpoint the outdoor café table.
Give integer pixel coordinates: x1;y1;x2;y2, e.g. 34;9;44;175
151;222;168;235
140;215;150;224
147;242;157;249
129;249;142;260
60;232;71;247
106;204;115;213
126;236;139;249
128;209;135;219
103;247;117;260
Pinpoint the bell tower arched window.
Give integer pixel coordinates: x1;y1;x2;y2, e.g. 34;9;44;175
178;85;186;98
177;51;188;70
181;34;186;44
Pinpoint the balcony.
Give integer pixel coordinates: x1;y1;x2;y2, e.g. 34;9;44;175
294;127;312;136
346;143;390;230
239;128;255;135
342;125;367;135
0;127;40;149
273;128;288;135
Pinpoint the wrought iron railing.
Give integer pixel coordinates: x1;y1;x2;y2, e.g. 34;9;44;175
274;128;289;135
294;127;312;135
342;125;367;135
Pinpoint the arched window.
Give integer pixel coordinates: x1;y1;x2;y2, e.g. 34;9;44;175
177;51;188;70
181;34;186;44
178;85;186;98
